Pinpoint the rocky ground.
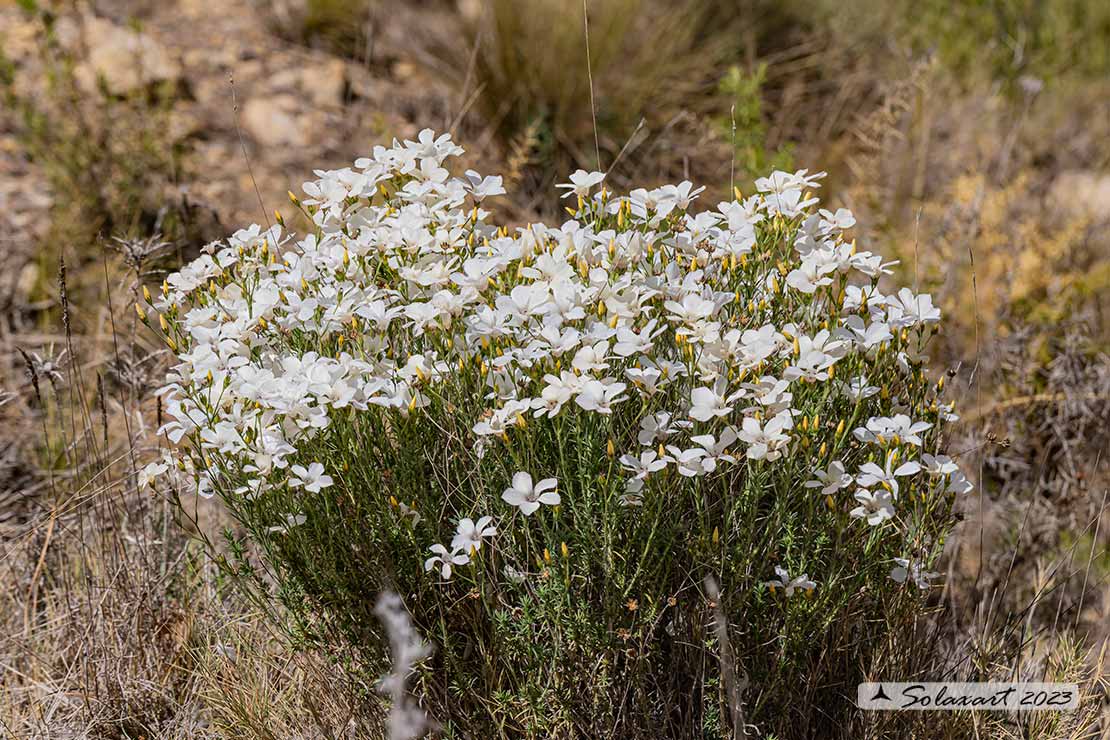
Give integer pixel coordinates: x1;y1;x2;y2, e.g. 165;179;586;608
0;0;488;283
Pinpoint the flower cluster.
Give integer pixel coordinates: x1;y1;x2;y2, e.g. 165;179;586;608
147;129;967;605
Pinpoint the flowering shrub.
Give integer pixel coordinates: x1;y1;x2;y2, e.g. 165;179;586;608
147;130;970;737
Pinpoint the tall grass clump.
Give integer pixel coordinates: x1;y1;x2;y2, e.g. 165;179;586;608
145;130;972;738
451;0;729;176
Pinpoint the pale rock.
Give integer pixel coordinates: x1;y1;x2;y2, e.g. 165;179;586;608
242;94;310;148
301;58;347;108
73;16;180;95
1050;171;1110;218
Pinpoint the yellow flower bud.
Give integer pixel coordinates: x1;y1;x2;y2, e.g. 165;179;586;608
560;541;569;559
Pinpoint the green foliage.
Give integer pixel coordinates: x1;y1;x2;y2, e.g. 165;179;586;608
299;0;372;57
794;0;1110;91
716;64;794;188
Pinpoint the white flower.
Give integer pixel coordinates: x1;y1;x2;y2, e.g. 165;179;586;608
613;320;662;357
571;340;611;373
289;462;334;493
463;170;506;201
451;516;497;553
556;169;605;199
854;415;932;447
889;558;940;589
938;401;960;423
839;315;891;351
920;453;959;477
856;453;921;498
838;375;880;401
398;501;422;525
619;450;667;479
690;427;738;473
637;412;691;446
575;380;626;414
785;254;835;294
138;460;169;490
501;472;559;516
850;488;895;526
424;544;470;580
665;445;708;477
689;383;735;422
819;207;855;231
887;288;941;327
764;565;816;596
267;513;307;534
947;471;974;494
804;460;853;496
737;410;793;461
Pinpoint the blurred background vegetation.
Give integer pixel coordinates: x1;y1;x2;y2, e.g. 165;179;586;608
1;0;1108;736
